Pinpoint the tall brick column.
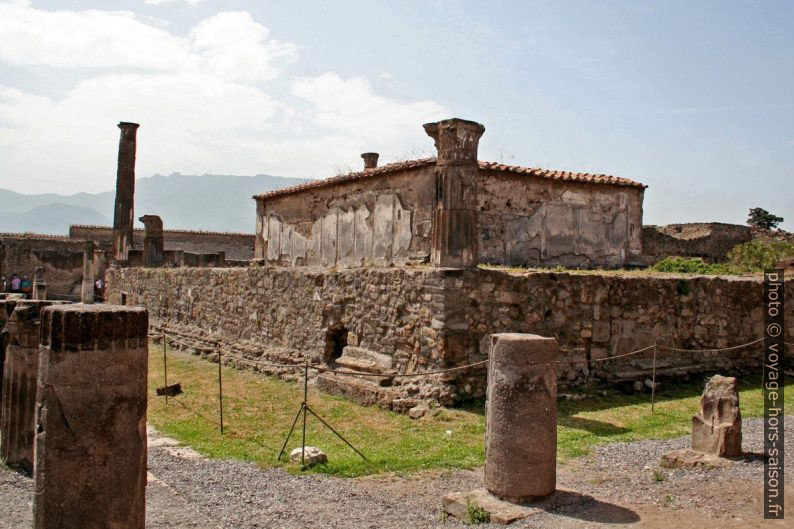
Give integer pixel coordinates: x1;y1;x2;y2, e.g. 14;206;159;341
485;333;557;502
0;301;60;473
112;122;140;261
424;118;484;268
140;214;164;268
34;304;148;529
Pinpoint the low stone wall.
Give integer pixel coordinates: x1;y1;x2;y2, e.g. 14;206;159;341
640;223;752;265
0;235;87;297
107;266;793;409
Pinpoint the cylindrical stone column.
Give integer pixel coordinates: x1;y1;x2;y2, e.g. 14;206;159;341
485;333;557;502
32;267;47;301
112;122;140;262
34;304;148;529
81;241;95;304
0;301;59;473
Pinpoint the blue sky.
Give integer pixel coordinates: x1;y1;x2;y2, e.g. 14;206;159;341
0;0;792;229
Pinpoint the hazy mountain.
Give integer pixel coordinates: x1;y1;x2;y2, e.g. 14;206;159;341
0;173;307;235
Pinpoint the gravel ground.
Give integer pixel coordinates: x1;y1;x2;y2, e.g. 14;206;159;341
1;416;791;528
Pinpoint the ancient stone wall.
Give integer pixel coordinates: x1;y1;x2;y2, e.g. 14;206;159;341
255;164;436;267
477;171;644;268
69;225;255;260
107;266;793;409
0;235;87;298
640;223;753;265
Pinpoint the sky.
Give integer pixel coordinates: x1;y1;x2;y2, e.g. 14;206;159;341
0;0;792;229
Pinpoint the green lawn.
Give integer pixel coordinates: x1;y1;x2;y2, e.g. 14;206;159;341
147;343;793;477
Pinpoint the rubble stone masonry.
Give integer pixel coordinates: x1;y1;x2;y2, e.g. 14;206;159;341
107;266;793;408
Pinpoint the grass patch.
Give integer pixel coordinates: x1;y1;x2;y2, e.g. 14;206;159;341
148;344;793;477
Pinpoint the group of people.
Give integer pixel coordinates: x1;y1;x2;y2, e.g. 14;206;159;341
1;274;32;298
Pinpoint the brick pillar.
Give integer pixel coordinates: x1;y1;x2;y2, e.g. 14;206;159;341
81;240;95;304
485;333;557;502
34;304;148;529
424;118;484;268
139;214;164;268
0;301;59;473
112;122;140;262
32;267;47;301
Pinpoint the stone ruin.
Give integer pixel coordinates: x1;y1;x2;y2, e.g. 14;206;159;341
661;374;743;468
0;297;149;528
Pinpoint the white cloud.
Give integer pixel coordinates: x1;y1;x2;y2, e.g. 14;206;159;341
0;3;194;70
292;72;447;145
0;3;448;192
143;0;203;5
191;11;297;83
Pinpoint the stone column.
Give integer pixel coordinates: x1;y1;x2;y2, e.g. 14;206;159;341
0;301;57;473
32;267;47;301
485;333;557;502
692;374;742;457
424;118;484;268
112;122;140;262
81;240;95;304
139;214;164;268
361;152;379;170
34;304;148;529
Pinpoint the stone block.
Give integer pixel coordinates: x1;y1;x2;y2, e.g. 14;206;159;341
485;333;557;503
0;302;59;473
34;304;148;529
691;374;742;457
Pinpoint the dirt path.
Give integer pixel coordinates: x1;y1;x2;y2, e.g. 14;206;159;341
1;416;791;528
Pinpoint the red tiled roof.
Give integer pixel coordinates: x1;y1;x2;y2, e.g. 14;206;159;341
254;158;646;200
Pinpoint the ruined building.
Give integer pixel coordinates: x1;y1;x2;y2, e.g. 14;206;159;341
255;118;646;270
107;117;793;412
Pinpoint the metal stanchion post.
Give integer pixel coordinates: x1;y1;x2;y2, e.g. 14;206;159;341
651;341;658;412
218;343;224;434
163;328;169;406
301;364;308;468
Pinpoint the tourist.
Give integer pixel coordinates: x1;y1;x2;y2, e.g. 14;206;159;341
1;276;6;292
95;278;104;301
20;275;32;298
10;274;21;293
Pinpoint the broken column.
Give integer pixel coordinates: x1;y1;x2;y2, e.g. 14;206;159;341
34;304;148;529
424;118;484;268
32;267;46;300
81;240;95;304
0;301;59;473
361;152;379;170
112;121;140;262
485;333;557;502
139;214;164;268
692;374;742;457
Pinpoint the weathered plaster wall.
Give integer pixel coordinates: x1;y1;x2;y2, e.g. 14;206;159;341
641;223;753;265
477;171;644;268
255;166;435;267
69;225;255;260
0;235;87;297
107;266;793;409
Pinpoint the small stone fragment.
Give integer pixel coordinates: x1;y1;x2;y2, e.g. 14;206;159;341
290;446;328;467
691;374;741;457
632;380;644;392
408;403;429;419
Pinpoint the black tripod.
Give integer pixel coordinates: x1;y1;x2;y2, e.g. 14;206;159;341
277;364;368;469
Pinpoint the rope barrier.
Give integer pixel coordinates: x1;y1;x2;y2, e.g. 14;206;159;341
155;325;775;381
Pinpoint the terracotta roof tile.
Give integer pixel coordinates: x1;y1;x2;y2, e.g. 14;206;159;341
254;157;646;200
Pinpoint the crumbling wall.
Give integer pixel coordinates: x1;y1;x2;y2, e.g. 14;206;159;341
477;172;644;268
69;225;255;260
107;266;793;408
640;223;752;265
255;165;435;267
0;235;87;297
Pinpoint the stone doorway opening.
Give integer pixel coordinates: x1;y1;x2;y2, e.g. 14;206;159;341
324;325;348;365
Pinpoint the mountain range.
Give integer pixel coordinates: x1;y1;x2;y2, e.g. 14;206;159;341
0;173;307;235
